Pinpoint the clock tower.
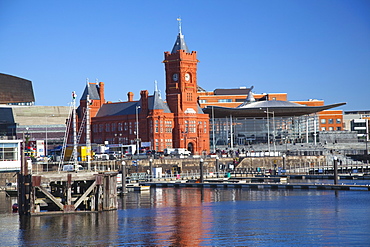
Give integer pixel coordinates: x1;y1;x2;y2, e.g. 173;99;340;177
163;19;209;154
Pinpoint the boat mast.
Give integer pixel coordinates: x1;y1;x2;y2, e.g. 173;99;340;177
72;91;78;170
86;80;91;170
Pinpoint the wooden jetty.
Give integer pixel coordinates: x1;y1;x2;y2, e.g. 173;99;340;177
17;171;118;216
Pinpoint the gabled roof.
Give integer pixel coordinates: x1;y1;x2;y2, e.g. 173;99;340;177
95;91;172;117
81;83;100;101
95;101;139;117
197;104;204;114
149;91;171;113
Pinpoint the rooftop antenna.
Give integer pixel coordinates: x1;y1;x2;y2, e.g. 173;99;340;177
177;17;182;34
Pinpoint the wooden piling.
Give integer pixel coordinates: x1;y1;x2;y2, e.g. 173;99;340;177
17;171;117;216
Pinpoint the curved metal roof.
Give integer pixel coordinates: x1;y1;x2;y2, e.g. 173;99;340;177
203;100;346;118
238;100;302;109
0;73;35;104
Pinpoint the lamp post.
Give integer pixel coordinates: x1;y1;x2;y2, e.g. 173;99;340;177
261;108;275;154
135;105;141;157
365;121;369;155
266;109;270;153
149;158;153;182
45;115;55;157
212;106;216;153
366;133;368;156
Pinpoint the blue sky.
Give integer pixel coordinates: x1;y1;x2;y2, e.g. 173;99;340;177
1;0;369;110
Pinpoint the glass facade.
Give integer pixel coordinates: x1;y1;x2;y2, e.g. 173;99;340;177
0;141;21;172
210;114;319;147
0;143;19;161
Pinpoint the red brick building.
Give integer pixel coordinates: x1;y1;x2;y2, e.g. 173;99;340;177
74;27;209;154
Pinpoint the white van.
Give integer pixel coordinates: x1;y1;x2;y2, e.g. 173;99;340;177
62;164;84;171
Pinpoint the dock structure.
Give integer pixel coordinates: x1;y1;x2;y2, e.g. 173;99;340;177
139;180;370;191
17;171;118;216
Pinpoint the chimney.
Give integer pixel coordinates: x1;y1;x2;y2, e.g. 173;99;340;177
127;92;134;102
98;82;105;106
140;90;149;111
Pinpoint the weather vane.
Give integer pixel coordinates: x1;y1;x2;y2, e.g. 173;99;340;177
177;17;182;34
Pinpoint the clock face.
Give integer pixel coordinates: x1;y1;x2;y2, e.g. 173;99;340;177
172;73;178;81
185;73;190;81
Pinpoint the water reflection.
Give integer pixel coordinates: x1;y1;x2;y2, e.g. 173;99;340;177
17;211;119;246
0;188;369;246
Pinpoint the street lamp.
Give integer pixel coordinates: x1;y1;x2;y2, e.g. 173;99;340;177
149;158;153;182
135;105;141;156
121;161;126;194
261;108;275;154
45;114;55;162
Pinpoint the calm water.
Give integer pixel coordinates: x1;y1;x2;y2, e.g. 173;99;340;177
0;186;369;246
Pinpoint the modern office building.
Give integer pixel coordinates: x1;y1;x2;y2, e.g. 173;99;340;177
343;110;370;141
198;87;345;132
201;87;346;148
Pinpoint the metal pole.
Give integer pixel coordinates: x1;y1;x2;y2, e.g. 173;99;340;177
212;106;216;153
86;93;91;171
45;116;48;158
306;115;309;144
314;113;317;145
72;91;78;170
272;111;276;154
121;161;126;194
200;158;204;183
333;156;338;185
136;105;140;157
230;115;233;150
216;156;219;178
149;158;153;182
267;108;270;153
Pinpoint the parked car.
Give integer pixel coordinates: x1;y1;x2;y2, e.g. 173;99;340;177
94;153;109;160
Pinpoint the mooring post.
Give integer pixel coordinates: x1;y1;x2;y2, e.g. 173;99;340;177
333;156;338;185
18;137;31;216
215;156;220;178
121;161;127;194
63;173;75;212
200;158;204;183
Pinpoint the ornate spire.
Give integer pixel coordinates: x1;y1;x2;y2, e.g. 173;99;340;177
177;17;182;35
154;80;161;98
171;17;190;54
